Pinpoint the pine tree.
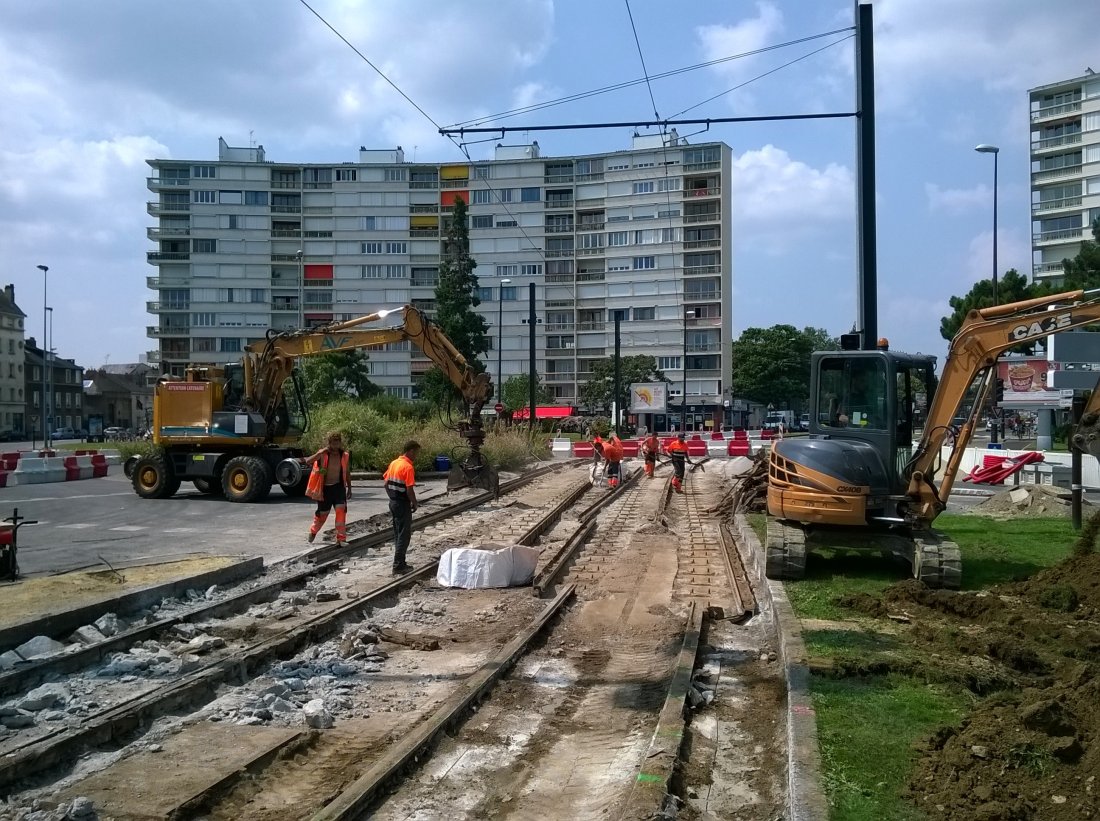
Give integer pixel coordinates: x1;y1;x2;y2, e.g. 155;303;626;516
435;196;489;366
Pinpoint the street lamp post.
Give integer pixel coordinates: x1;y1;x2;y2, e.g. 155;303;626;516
36;265;48;447
497;278;511;402
682;307;697;432
47;306;54;440
295;249;304;329
976;143;1000;444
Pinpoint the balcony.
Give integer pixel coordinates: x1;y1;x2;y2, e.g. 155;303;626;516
270;205;302;214
147;276;189;288
1032;196;1083;213
409;181;438;189
1031;101;1082;122
1032;165;1084;182
683;212;720;224
545;372;576;383
685;368;722;378
147;251;190;263
147;201;190;215
303;181;332;190
440;178;469;189
546;348;575;356
147;226;190;240
576;172;604;182
1034;262;1065;277
545;199;574;210
576;221;605;231
545;249;574;258
146;301;190;312
1034;228;1084;244
577;248;604;257
578;321;606;332
545;274;574;284
410;204;439;214
271;229;300;238
303;230;333;238
146;177;190;190
544;224;574;234
271;277;300;288
685;290;720;302
146;350;161;363
270;180;301;189
686;342;722;353
683;187;720;199
409;229;439;238
684;239;721;250
683;160;721;172
686;314;721;327
545;323;575;332
574;197;604;208
271;253;299;262
544;173;574;184
684;264;721;276
411;278;439;288
576;272;605;282
1032;133;1083;152
147;326;189;337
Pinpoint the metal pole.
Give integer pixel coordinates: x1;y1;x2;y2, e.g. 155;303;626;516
855;1;878;350
1072;395;1085;530
682;310;689;431
47;307;54;440
993;150;999;304
36;265;48;448
613;314;621;436
528;282;536;430
497;278;510;403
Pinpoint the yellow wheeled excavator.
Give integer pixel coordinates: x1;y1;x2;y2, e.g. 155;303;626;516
129;305;496;502
765;287;1100;588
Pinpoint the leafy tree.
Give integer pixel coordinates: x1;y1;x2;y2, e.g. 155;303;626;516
435;195;489;368
730;325;838;411
502;372;552;411
580;355;664;410
1058;218;1100;289
939;269;1032;342
416;367;459;410
298;350;381;406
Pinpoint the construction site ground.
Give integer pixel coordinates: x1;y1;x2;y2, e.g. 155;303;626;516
0;460;788;821
768;483;1099;820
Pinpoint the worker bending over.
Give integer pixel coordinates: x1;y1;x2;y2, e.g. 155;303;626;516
666;432;695;493
600;434;624;488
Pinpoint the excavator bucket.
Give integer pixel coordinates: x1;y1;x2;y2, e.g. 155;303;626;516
448;457;499;496
1072;412;1100;460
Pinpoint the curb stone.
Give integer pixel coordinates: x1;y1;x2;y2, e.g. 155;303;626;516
732;514;828;821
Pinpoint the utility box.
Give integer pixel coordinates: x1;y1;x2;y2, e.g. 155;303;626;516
1019;462;1071;489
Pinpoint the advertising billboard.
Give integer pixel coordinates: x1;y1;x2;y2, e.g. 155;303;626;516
630;382;667;413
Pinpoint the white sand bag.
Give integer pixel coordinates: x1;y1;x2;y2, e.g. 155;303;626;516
436;543;542;588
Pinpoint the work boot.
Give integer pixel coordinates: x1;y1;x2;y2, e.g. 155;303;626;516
307;532;316;544
392;562;414;575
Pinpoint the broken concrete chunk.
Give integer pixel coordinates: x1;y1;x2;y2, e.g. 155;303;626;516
178;654;203;675
171;623;200;640
269;697;297;713
17;683;69;712
67;796;96;820
205;585;218;599
1009;488;1030;505
1;711;35;729
14;635;66;660
182;635;226;655
315;591;341;603
0;650;25;671
98;655;150;677
303;699;334;729
94;613;122;637
70;625;109;646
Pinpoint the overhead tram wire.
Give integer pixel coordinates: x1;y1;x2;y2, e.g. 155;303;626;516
624;0;660;120
445;26;856;130
296;0;567;304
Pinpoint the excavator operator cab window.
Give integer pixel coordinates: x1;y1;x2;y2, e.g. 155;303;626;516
817;357;888;431
223;364;244;410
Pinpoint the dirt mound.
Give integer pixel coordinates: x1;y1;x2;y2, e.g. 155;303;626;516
1015;551;1100;614
966;485;1085;519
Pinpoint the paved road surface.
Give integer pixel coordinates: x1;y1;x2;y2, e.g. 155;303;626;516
1;472;451;577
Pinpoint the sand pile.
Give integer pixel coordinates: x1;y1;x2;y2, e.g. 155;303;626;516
966;485;1088;520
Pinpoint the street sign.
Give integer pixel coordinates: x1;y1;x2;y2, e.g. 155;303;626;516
494;403;504;413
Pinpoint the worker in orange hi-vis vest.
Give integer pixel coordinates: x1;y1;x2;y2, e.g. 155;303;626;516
306;431;352;546
666;432;695;493
642;432;660;478
602;434;624;488
383;440;420;575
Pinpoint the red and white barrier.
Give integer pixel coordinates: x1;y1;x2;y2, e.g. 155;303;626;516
6;449;113;485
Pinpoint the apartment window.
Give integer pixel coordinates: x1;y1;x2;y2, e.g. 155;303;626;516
521;264;542;277
608;231;629;246
475;287;493;302
658;356;681;370
64;393;71;408
244;190;268;206
633;307;655;320
608;261;630;271
657;178;681;192
335;168;357;182
658;208;681;218
6;364;12;378
220;338;242;353
192;312;216;327
496;265;518;277
250;288;266;303
472;215;493;229
609;309;629;322
193;190;215;204
224;214;239;229
472;189;493;205
683;147;719;165
219;190;243;205
473;165;491;179
162;288;189;309
7;340;12;355
193;338;216;353
74;392;80;408
193;238;216;253
193;165;215;178
497;188;514;203
386;265;408;278
363;264;384;278
608;161;629;170
385;241;407;254
633;256;655;269
32;391;39;409
362;242;383;254
660;227;680;243
385;168;407;182
521;187;540;202
501;286;517;301
578;233;603;249
632;181;655;195
386;386;411;399
496;219;517;228
32;367;40;381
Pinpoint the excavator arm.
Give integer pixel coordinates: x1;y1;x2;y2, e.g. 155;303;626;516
242;305;497;493
906;287;1100;522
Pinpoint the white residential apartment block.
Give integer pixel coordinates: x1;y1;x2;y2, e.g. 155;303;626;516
0;285;27;437
146;135;732;429
1030;69;1100;282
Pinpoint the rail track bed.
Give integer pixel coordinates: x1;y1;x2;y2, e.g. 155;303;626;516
0;459;789;821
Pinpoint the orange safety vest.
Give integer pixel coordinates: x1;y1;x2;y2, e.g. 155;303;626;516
643;436;659;457
383;454;416;501
667;439;687;457
319;449;349;482
603;435;624;463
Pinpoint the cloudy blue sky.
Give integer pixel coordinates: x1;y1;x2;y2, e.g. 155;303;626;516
0;0;1096;369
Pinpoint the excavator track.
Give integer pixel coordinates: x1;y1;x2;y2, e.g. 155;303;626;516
912;530;962;590
765;517;807;580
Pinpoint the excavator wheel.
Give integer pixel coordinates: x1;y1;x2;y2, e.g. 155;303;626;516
765;518;807;580
132;454;181;500
911;531;962;590
222;455;272;503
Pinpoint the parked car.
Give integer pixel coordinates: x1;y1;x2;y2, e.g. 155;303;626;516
104;427;125;441
51;427;76;440
799;413;810;432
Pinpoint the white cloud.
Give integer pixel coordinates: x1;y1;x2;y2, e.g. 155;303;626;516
694;3;784;111
732;144;853;250
925;183;992;214
964;228;1031;284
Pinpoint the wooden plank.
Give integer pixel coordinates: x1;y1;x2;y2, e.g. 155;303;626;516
312;584;576;821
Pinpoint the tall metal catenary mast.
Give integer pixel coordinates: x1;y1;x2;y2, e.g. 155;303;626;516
855;1;877;349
